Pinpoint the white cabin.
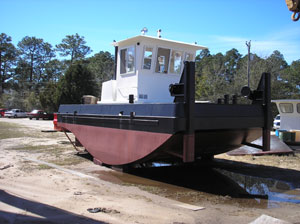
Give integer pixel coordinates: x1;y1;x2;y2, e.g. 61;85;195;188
272;99;300;131
100;34;206;103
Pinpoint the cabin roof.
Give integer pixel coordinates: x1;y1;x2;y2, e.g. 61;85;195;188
112;35;207;50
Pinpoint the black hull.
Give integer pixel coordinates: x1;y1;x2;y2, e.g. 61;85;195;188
58;103;264;133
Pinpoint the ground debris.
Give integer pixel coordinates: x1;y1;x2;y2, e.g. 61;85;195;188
173;203;205;211
249;214;291;224
0;164;13;170
41;130;58;133
87;207;120;214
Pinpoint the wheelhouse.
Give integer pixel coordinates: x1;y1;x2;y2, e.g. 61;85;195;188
100;35;206;103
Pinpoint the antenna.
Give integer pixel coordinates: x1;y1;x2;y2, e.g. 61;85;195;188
141;27;148;35
246;40;251;88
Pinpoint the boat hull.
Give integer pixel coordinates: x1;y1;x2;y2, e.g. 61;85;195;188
58;122;172;165
57;102;267;165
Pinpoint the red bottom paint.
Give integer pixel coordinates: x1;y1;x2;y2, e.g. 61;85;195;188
58;122;172;165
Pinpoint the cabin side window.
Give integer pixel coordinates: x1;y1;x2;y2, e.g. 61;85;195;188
120;46;135;74
297;103;300;113
142;47;153;70
155;47;170;74
279;103;293;113
185;53;194;61
170;50;183;74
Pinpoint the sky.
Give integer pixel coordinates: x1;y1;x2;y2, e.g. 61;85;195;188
1;0;300;64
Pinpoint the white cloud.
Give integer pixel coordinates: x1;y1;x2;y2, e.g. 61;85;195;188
205;27;300;63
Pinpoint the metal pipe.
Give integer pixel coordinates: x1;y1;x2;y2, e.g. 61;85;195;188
232;95;237;104
224;95;229;104
246;41;251;87
113;46;118;80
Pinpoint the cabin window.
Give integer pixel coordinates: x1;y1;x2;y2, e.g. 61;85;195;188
120;49;126;74
170;50;183;74
279;103;293;113
297;103;300;113
139;94;148;99
142;47;153;70
185;53;193;61
120;46;135;74
155;47;170;73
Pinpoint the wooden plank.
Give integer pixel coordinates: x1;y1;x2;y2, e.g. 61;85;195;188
173;203;205;211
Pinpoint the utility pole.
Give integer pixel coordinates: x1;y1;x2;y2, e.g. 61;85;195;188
246;40;251;87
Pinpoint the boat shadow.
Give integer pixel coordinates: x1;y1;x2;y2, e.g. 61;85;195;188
211;158;300;186
0;190;107;224
124;158;300;205
126;163;252;198
76;152;300;206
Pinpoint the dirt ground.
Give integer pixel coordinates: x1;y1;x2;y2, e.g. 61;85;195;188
1;118;300;224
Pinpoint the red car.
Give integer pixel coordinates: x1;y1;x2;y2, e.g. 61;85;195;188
27;110;54;120
0;108;7;117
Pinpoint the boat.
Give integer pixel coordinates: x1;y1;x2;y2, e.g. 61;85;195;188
56;31;272;166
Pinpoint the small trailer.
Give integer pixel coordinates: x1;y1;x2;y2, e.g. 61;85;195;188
272;100;300;143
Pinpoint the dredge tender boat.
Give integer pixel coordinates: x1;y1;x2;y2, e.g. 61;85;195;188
57;32;272;166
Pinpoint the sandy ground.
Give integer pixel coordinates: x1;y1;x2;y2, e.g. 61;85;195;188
1;118;300;224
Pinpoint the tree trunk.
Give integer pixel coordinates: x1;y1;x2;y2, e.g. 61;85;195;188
30;54;33;83
1;63;6;94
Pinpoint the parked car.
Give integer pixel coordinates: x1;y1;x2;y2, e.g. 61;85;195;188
273;114;280;130
0;108;7;117
27;109;54;120
4;109;27;118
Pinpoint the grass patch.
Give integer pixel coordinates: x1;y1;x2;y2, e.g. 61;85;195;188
138;185;168;195
1;120;85;168
0;121;65;140
0;121;28;139
10;144;74;158
37;164;54;170
19;161;54;171
48;156;86;166
11;145;53;152
11;144;67;153
19;154;84;171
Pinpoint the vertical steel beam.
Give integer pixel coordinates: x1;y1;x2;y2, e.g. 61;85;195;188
262;73;271;151
183;61;195;162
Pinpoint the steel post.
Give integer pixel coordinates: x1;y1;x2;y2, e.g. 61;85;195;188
262;72;271;151
183;61;195;162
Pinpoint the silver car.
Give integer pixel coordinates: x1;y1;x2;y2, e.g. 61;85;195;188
4;109;27;118
273;114;280;130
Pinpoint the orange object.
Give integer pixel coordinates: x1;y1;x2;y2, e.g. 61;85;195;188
53;113;63;131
